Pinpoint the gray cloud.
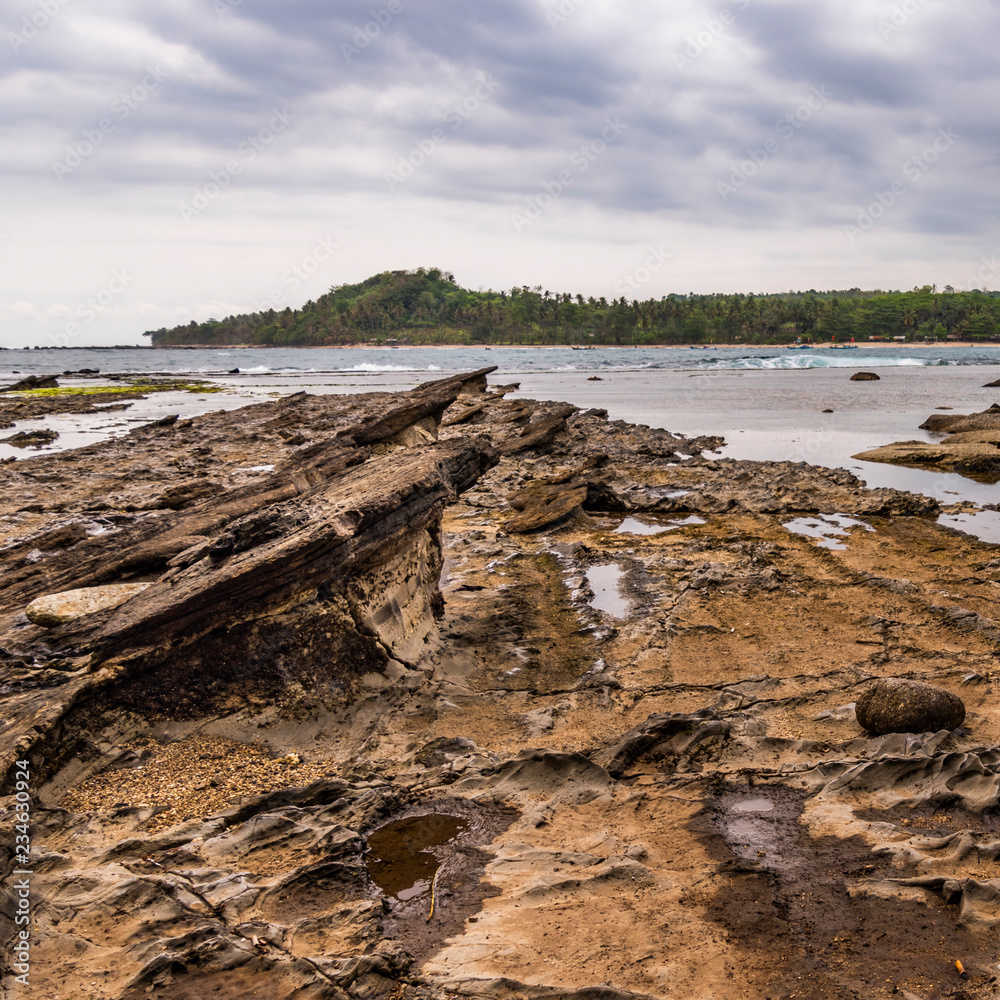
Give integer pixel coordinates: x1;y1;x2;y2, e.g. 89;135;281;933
1;0;999;344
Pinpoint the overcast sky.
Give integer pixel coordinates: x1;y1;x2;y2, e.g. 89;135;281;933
2;0;998;346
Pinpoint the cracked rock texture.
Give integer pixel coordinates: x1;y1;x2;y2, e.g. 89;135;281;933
3;370;1000;1000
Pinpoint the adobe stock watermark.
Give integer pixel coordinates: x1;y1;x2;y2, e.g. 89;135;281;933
614;247;671;297
543;0;588;28
10;758;33;986
511;116;628;233
844;127;959;244
8;0;71;53
178;107;294;222
215;0;242;20
878;0;933;40
49;269;134;347
341;1;403;62
717;85;833;202
674;0;750;70
385;74;501;192
253;236;341;311
52;66;170;179
962;255;1000;292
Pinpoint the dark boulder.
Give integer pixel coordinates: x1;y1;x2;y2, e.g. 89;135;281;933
850;372;880;381
856;678;965;735
2;428;58;448
1;375;59;392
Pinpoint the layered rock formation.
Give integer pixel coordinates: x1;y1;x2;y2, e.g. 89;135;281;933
3;371;1000;1000
855;404;1000;480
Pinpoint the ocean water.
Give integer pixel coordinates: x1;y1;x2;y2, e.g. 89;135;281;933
2;343;999;379
3;345;1000;540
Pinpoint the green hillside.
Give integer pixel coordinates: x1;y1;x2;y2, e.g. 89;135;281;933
144;269;1000;347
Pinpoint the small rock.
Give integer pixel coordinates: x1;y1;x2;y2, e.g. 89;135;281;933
413;736;477;767
1;375;60;392
856;678;965;735
822;408;834;413
25;583;153;628
587;376;603;381
2;428;59;448
850;372;880;381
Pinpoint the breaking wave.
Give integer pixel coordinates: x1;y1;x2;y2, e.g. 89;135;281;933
699;353;948;371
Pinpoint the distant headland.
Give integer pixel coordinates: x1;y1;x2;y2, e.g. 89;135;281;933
143;268;1000;348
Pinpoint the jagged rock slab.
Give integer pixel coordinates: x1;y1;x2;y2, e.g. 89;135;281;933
0;374;499;785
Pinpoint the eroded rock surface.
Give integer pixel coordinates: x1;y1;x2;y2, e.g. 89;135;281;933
3;370;1000;1000
856;404;1000;480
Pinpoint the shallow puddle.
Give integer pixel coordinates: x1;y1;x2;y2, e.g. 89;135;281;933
613;515;706;535
586;563;629;618
366;814;468;901
782;513;874;550
937;509;1000;544
614;517;670;535
731;797;774;814
669;515;706;528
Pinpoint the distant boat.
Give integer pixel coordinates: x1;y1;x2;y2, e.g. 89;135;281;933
786;344;813;350
828;344;858;350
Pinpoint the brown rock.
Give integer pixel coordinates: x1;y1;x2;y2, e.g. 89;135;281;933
853;438;1000;479
850;372;880;381
919;407;1000;432
1;375;60;392
858;404;1000;480
507;482;588;533
855;678;966;735
2;428;59;448
26;583;152;627
500;404;576;455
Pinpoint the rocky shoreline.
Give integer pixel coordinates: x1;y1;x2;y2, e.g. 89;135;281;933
3;369;1000;1000
856;403;1000;482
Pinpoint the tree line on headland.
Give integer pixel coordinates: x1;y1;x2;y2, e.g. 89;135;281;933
144;268;1000;348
